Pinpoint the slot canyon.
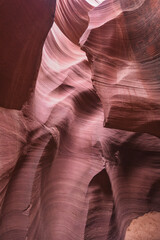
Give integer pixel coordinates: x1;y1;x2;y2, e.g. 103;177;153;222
0;0;160;239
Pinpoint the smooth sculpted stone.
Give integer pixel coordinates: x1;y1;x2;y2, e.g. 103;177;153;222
0;0;56;109
80;0;160;137
1;1;160;240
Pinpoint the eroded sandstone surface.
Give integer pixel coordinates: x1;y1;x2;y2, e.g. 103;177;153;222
0;1;160;239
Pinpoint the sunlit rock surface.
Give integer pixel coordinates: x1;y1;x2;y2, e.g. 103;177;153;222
125;212;160;240
0;0;160;240
81;0;160;137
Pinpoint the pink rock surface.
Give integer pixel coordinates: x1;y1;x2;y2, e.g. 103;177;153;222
81;0;160;137
0;1;160;240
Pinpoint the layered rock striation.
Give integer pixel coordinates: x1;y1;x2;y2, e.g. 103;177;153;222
0;1;160;240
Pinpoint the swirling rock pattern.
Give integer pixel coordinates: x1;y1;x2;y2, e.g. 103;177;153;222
0;0;160;240
81;0;160;137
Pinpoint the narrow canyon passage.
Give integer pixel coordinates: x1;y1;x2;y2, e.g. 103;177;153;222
0;0;160;239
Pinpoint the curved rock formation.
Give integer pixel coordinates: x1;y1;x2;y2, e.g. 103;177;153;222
81;0;160;137
0;0;56;109
0;0;160;240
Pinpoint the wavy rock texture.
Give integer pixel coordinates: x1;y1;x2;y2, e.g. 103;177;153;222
81;0;160;137
0;0;160;240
